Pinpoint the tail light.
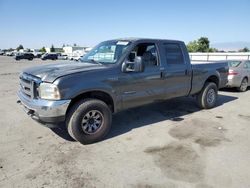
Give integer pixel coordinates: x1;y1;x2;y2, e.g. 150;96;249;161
228;70;238;76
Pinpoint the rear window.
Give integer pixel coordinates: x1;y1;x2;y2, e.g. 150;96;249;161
228;61;241;67
164;43;184;64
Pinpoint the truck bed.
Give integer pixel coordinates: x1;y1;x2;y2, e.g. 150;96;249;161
190;61;229;95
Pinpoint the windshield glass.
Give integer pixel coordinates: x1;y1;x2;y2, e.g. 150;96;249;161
80;40;131;64
228;61;241;67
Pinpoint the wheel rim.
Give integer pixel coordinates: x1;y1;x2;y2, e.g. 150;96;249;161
241;79;248;91
81;110;104;135
207;88;216;104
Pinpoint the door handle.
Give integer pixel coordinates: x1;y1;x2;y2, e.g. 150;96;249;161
124;91;136;95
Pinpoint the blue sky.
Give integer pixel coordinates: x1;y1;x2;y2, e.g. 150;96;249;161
0;0;249;49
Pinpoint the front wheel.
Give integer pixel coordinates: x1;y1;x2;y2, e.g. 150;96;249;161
196;82;218;109
66;99;112;144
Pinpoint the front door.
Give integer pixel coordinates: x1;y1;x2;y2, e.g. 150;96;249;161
118;42;166;109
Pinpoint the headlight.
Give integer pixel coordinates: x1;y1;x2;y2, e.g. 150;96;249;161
38;83;61;100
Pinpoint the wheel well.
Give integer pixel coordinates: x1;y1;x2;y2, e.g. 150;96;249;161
243;76;248;82
206;75;219;87
67;91;114;114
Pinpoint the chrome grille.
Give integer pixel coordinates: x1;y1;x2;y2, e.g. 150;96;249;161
19;73;41;99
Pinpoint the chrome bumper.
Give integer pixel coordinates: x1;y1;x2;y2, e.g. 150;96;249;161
17;90;71;124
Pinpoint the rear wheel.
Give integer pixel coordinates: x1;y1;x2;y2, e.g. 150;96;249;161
196;82;218;109
237;78;248;92
66;99;112;144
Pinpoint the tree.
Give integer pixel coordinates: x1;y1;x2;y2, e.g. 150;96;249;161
73;43;77;47
50;45;55;52
187;40;199;52
238;47;250;52
197;37;210;52
16;44;24;51
187;37;218;52
39;47;46;53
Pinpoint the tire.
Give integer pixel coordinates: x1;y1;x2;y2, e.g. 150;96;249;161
66;99;112;144
196;82;218;109
237;78;248;92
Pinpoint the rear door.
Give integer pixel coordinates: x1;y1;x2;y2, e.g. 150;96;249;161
159;42;192;98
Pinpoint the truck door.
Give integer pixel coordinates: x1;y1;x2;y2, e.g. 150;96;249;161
159;42;192;98
119;43;166;109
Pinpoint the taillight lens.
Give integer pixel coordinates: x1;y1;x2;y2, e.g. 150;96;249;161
228;70;238;75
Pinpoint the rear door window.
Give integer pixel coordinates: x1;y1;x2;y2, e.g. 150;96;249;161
163;43;184;65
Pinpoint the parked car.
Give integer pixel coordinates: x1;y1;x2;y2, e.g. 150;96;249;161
6;51;15;56
33;52;43;58
17;38;228;144
41;53;58;60
227;60;250;91
0;51;4;55
57;54;68;60
15;53;34;61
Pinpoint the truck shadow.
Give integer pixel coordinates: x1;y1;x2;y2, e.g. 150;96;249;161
105;94;238;140
50;94;237;142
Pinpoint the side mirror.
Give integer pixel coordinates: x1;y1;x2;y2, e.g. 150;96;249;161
122;57;145;73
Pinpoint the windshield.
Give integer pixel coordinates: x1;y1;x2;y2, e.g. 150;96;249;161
228;61;241;67
80;40;131;64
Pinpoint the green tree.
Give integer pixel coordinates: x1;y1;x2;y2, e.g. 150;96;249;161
187;37;218;52
238;47;250;52
16;44;24;51
187;40;199;52
39;47;46;53
197;37;210;52
208;48;218;52
50;45;55;52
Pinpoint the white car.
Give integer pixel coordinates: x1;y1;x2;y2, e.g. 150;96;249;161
58;54;68;60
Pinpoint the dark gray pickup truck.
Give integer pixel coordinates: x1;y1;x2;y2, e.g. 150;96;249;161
17;38;228;144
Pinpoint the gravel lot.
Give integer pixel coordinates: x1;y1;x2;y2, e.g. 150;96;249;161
0;56;250;188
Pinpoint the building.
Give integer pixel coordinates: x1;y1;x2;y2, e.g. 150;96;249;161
63;46;88;55
45;47;63;53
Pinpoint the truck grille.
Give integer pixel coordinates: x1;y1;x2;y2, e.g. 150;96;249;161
19;73;41;99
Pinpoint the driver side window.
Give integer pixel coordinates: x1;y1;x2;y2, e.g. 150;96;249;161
126;43;158;71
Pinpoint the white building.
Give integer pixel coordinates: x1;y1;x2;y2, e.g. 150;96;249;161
45;47;63;53
63;46;88;55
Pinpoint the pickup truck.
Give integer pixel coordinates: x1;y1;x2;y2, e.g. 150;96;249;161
17;38;228;144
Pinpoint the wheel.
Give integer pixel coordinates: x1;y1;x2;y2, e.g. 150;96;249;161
237;78;248;92
66;99;112;144
196;82;218;109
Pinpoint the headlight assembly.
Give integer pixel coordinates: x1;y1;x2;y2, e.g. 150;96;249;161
38;83;61;100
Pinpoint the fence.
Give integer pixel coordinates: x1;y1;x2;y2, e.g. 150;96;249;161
190;52;250;61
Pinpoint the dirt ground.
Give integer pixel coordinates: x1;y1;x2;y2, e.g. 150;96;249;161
0;56;250;188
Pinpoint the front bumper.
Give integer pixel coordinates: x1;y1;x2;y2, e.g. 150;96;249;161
17;91;71;125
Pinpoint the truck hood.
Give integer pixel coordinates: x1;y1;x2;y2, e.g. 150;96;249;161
23;61;107;82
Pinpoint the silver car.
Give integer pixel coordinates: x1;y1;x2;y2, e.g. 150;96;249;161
227;60;250;92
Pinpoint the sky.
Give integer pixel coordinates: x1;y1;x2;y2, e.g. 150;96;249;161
0;0;249;49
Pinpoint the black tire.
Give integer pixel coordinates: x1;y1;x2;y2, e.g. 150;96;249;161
237;78;248;92
66;99;112;144
196;82;218;109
